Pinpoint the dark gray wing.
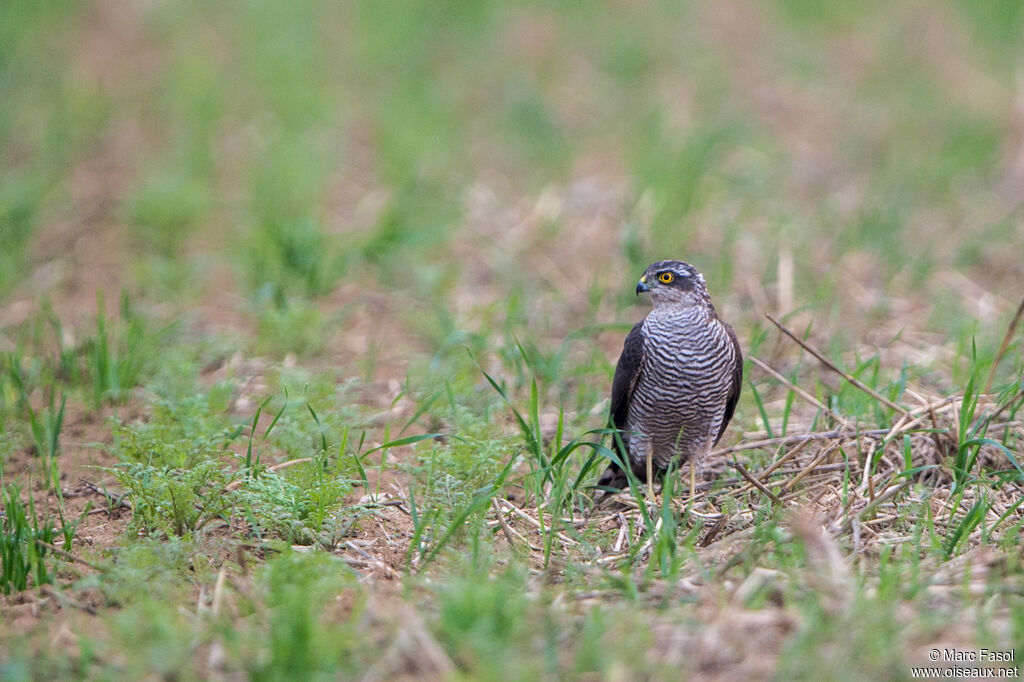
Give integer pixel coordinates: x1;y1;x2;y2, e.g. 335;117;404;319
610;320;645;431
598;320;646;489
713;321;743;446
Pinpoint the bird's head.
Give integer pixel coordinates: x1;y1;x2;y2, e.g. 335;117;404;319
635;260;710;309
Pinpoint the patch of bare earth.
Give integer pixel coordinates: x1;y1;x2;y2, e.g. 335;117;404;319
0;400;133;646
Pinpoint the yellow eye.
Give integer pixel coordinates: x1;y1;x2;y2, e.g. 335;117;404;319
657;272;674;284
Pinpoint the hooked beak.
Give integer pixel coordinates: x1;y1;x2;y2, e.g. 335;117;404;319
635;276;651;296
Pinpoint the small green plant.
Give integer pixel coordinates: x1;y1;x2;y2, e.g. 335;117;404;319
113;460;235;537
110;393;241;469
477;346;617;506
99;537;198;606
1;484;59;594
434;563;532;676
39;301;84;387
253;379;364;464
233;458;355;548
126;169;210;258
409;455;516;569
949;344;1023;492
6;357;65;490
88;293;154;407
242;551;362;680
644;467;682;578
246;218;348;300
8;366;64;461
97;538;206;678
943;496;990;560
254;300;331;357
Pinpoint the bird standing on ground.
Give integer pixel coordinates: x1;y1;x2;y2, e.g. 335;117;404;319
599;259;742;493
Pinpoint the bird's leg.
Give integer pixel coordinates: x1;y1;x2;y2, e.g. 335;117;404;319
689;460;696;502
691;437;714;503
646;447;655;501
633;437;655;501
672;426;694;501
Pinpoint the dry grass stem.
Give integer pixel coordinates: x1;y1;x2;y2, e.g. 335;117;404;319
766;313;910;415
732;460;783;505
750;355;850;427
985;292;1024;392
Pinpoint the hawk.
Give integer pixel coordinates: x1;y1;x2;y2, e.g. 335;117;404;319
599;259;742;491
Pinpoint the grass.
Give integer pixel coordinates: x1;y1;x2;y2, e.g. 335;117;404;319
1;484;59;595
1;0;1024;679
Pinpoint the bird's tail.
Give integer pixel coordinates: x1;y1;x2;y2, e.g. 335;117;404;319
597;435;650;491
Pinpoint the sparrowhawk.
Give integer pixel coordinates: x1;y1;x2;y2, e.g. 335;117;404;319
599;260;743;491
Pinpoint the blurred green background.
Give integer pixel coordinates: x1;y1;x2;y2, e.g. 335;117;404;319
3;2;1024;678
3;0;1022;355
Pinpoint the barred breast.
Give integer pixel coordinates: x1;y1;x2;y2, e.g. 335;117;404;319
626;306;740;471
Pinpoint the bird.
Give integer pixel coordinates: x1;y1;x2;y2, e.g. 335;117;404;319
598;259;742;494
